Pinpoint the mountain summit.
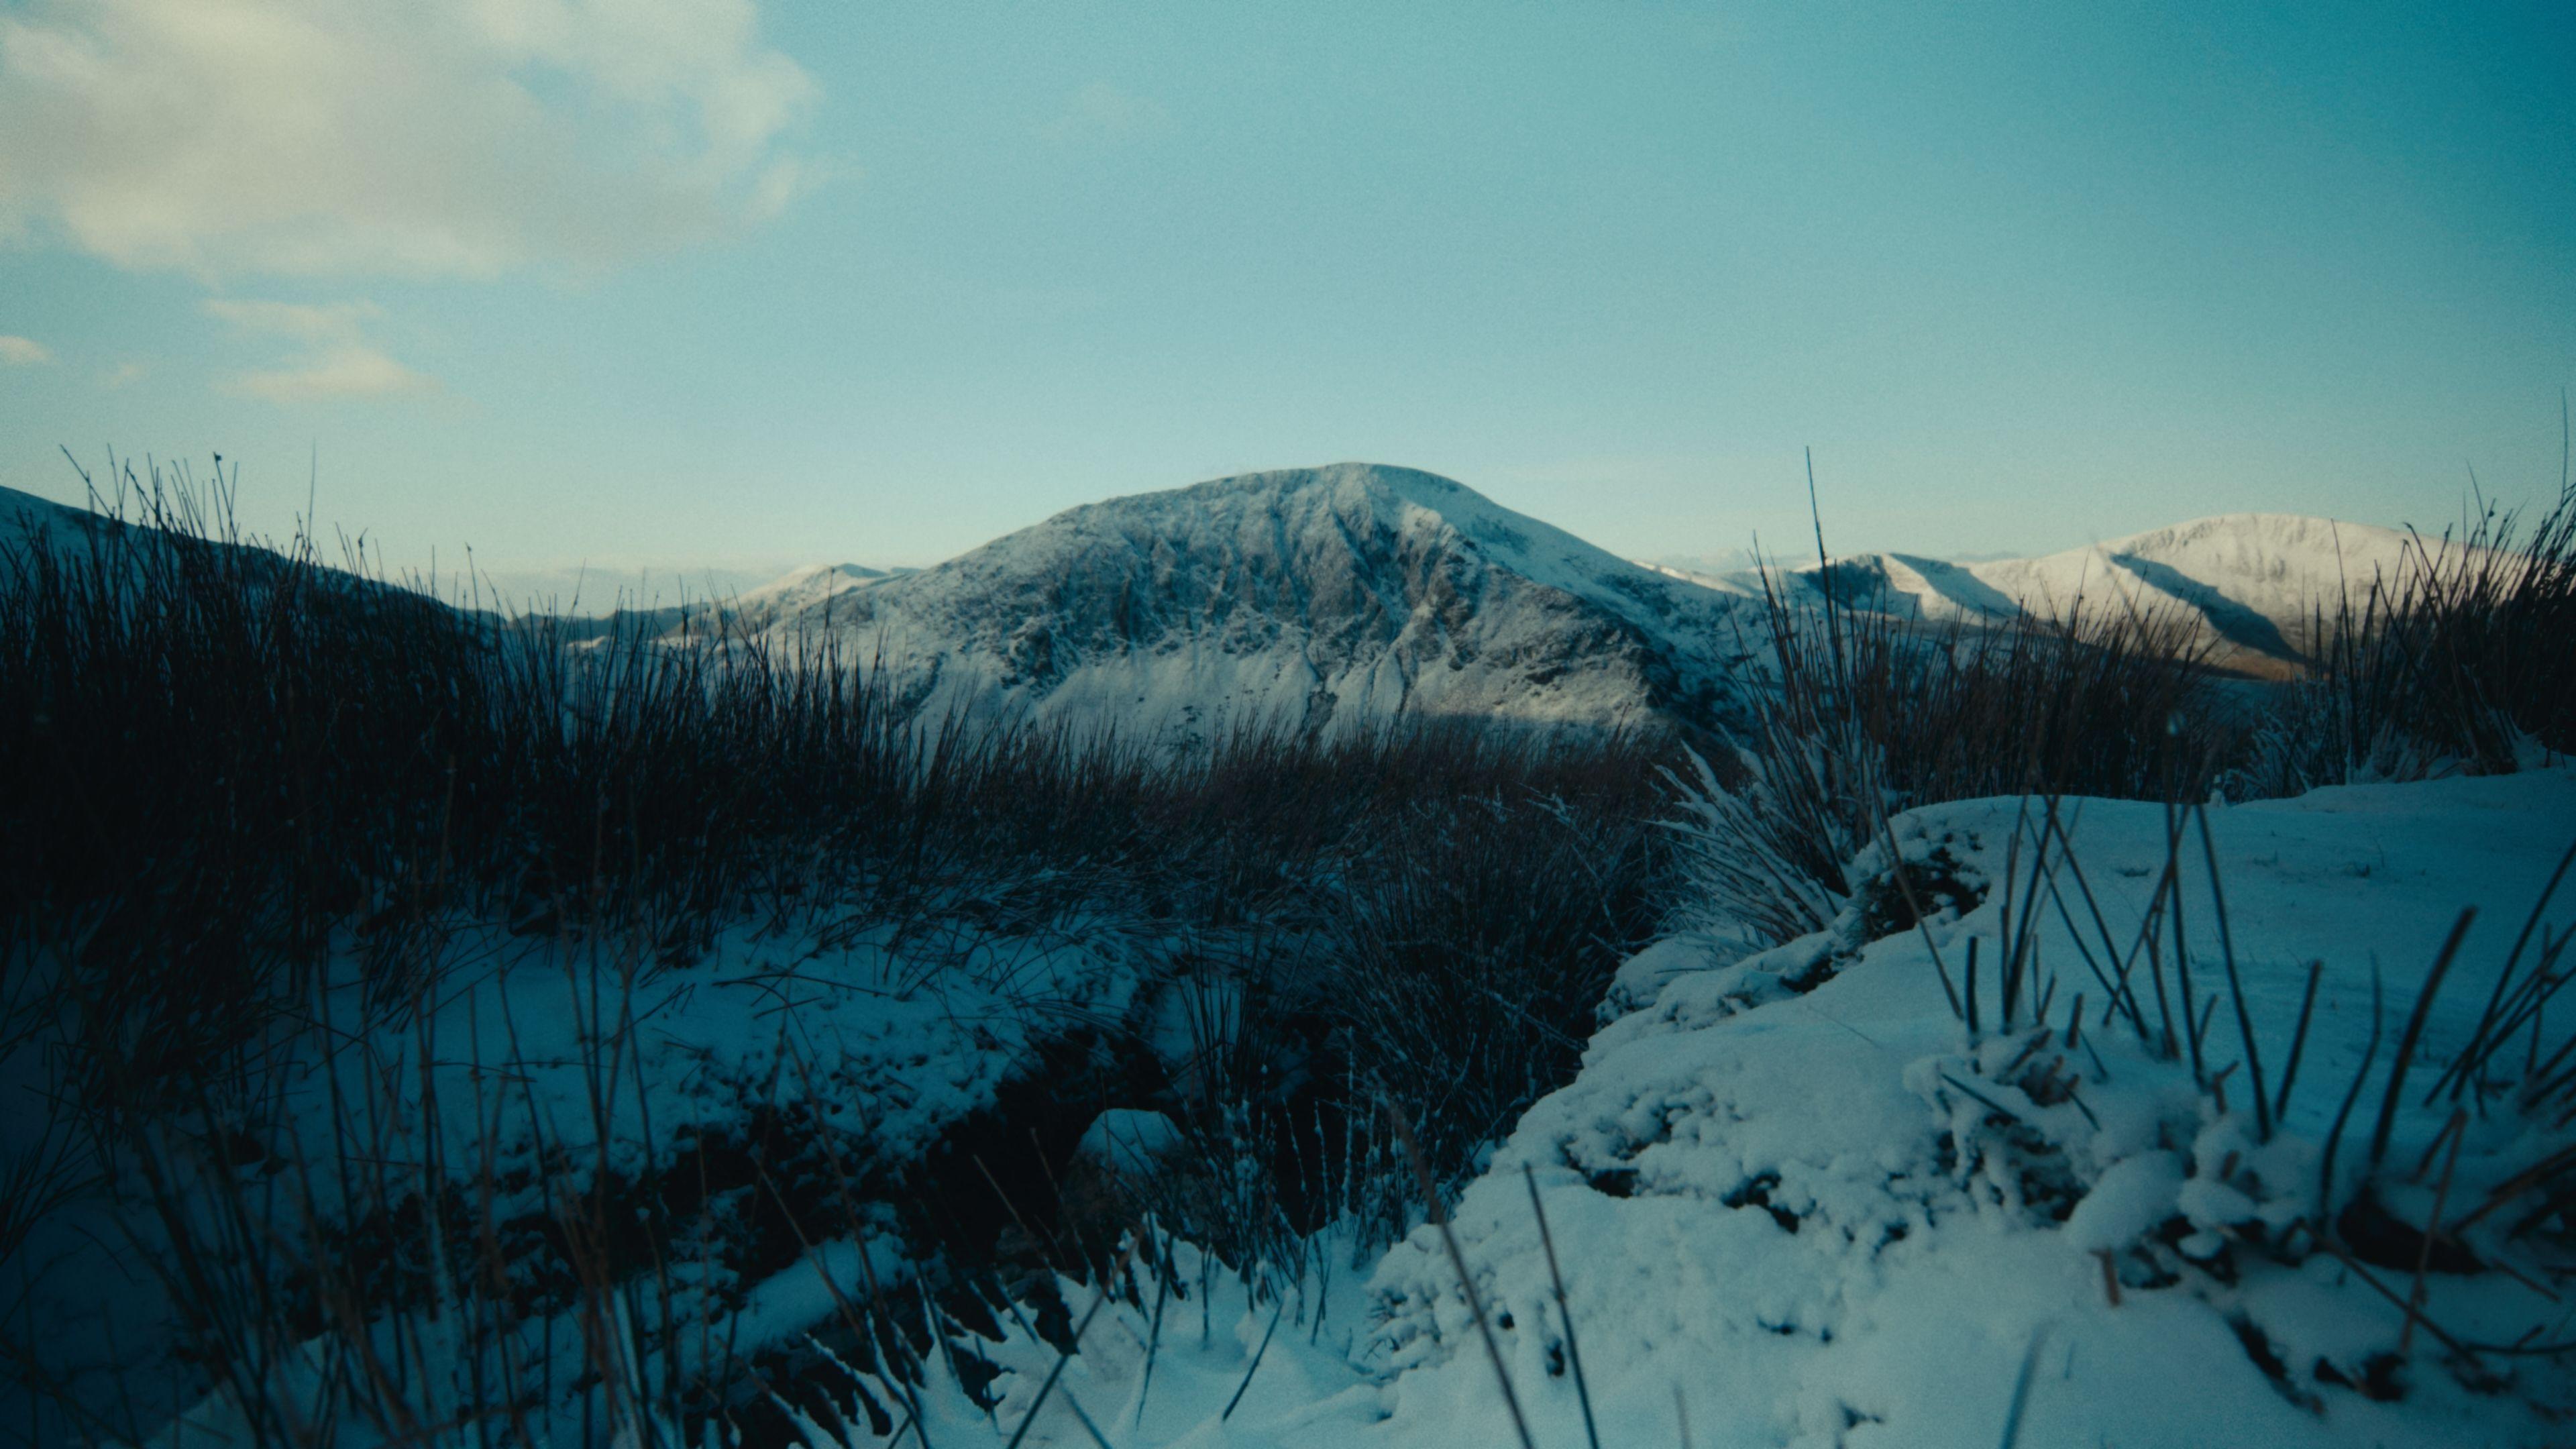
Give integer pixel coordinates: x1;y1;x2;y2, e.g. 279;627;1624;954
730;463;1750;737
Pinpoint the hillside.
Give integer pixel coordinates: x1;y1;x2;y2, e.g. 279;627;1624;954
14;474;2444;712
8;466;2572;1449
1701;513;2426;675
698;462;1756;739
0;482;123;557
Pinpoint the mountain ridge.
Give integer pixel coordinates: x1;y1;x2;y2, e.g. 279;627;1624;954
1681;511;2425;675
717;462;1752;739
5;472;2449;719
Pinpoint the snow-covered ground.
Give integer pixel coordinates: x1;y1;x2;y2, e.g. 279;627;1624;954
13;469;2571;1448
7;907;1148;1447
808;767;2576;1448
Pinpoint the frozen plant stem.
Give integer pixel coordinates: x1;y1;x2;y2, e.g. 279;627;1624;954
1220;1291;1287;1421
1132;1224;1172;1424
1965;937;1982;1040
1524;1164;1602;1449
2275;961;2324;1123
2402;1110;2469;1357
1997;1326;2048;1449
2317;964;2385;1220
2195;804;2271;1140
1389;1105;1536;1449
1002;1232;1138;1449
2369;909;2476;1169
2163;800;2204;1083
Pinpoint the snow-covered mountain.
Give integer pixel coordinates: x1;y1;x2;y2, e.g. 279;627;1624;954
0;482;123;557
9;471;2449;713
543;561;912;643
695;463;1755;739
1697;513;2425;675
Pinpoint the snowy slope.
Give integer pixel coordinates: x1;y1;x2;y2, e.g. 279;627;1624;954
715;463;1756;739
1709;514;2426;674
822;769;2576;1449
1352;769;2576;1449
544;561;905;643
0;482;123;557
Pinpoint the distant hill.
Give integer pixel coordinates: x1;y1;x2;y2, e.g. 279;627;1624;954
0;482;127;557
1693;513;2426;676
11;472;2447;719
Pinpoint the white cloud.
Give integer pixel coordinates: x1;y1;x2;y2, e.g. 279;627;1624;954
0;335;52;364
203;299;378;343
102;360;146;387
203;298;433;402
0;0;820;278
231;348;431;403
1039;82;1168;146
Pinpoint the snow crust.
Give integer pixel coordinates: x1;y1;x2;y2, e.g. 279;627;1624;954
1079;1108;1186;1180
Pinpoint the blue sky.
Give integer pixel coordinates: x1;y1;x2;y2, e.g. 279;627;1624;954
2;1;2570;602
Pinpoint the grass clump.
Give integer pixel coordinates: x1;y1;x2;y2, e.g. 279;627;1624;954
1666;541;2227;948
1672;460;2576;953
2246;485;2576;793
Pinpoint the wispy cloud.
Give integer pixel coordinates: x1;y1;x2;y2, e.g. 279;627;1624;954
203;299;379;343
101;360;145;387
0;335;53;365
0;0;822;279
1038;82;1168;146
203;298;433;402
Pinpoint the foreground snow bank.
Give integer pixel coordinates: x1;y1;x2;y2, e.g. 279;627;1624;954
109;771;2575;1448
1358;769;2576;1448
818;769;2573;1448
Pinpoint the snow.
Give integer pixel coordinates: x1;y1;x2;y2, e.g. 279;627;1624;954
1079;1109;1187;1180
645;464;1759;740
1707;513;2433;674
18;467;2575;1446
2065;1150;2186;1252
701;767;2576;1449
1;480;129;558
651;478;2451;745
9;908;1147;1446
1350;767;2576;1449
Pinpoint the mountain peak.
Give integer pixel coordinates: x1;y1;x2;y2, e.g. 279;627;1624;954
738;463;1747;737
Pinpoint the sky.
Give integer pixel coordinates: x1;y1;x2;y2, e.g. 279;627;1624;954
1;0;2571;606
